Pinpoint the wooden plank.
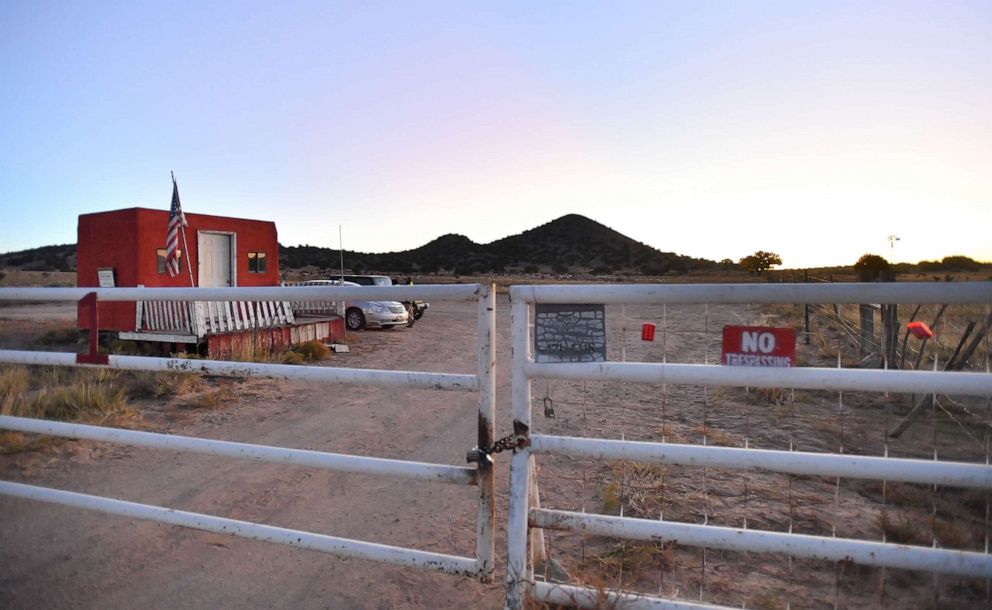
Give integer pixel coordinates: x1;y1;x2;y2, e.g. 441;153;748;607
283;301;295;324
206;302;217;334
255;302;265;327
237;302;248;331
193;302;205;338
135;301;144;332
263;302;274;327
118;331;198;343
152;301;164;331
220;301;231;333
223;301;235;332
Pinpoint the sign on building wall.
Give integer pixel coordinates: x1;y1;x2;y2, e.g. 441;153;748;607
534;304;607;363
721;325;796;367
97;268;116;288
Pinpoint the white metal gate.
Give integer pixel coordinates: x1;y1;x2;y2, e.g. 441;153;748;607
0;283;496;582
505;283;992;609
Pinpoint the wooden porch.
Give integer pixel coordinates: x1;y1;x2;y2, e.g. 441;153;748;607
119;300;345;356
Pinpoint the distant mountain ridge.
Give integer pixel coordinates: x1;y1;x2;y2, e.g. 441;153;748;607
2;215;989;276
0;214;706;275
281;214;714;275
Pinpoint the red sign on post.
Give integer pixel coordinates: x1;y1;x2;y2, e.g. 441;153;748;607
721;325;796;367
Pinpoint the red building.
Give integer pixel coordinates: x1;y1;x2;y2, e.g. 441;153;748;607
77;208;279;332
76;208;344;355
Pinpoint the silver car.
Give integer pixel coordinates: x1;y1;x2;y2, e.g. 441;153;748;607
300;280;410;330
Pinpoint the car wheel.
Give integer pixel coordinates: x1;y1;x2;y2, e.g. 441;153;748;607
346;308;366;331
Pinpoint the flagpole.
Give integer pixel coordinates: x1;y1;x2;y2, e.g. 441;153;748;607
181;224;195;287
172;171;196;288
339;224;345;282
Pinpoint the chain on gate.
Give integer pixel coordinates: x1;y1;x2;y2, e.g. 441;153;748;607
466;422;530;466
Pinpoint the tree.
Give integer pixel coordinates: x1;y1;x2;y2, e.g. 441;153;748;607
738;251;782;274
854;254;893;282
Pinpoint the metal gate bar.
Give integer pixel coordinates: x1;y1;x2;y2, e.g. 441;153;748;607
0;350;476;391
0;481;479;576
531;508;992;579
530;434;991;488
532;581;746;610
0;416;477;484
526;360;992;395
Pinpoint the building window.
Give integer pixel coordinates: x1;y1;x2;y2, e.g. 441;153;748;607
248;251;267;273
156;249;183;274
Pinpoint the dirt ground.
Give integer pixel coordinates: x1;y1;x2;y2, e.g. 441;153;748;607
1;293;989;609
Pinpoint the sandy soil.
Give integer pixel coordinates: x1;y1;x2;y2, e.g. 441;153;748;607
1;295;989;609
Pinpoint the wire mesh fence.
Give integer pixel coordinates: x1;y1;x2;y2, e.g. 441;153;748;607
528;298;991;609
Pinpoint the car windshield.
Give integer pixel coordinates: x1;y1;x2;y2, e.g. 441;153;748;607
372;277;391;286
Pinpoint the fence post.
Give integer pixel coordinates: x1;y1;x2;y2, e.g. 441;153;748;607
859;304;875;357
506;297;532;609
882;304;899;367
76;292;109;365
475;284;496;582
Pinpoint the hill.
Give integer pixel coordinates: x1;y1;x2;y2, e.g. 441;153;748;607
281;214;714;275
0;244;75;272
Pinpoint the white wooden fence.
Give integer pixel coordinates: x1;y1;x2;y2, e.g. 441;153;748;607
132;299;295;341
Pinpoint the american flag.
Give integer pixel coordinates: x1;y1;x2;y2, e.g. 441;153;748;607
165;175;187;277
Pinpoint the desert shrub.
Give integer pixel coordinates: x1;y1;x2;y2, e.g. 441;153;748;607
296;340;330;361
282;351;305;365
639;263;668;276
523;265;539;274
126;371;203;398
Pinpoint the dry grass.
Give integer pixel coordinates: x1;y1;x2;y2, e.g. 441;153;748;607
0;361;240;451
1;365;130;434
185;385;236;410
125;370;204;398
600;461;669;518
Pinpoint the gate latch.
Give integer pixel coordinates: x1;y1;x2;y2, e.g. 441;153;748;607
466;421;530;464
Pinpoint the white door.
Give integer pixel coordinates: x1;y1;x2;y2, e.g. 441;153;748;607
198;233;233;287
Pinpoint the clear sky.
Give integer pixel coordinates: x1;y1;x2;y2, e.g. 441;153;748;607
1;1;989;268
